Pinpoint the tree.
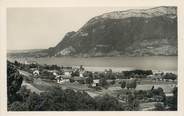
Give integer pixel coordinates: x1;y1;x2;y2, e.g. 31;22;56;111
123;70;153;77
151;85;154;91
14;60;20;67
163;73;177;81
126;79;137;89
7;61;23;104
110;80;116;85
126;93;139;111
170;87;177;110
95;94;124;111
86;77;93;84
99;78;108;88
71;70;80;77
24;92;42;111
121;81;126;89
152;87;164;96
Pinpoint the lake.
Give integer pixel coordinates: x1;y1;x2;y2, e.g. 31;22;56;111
8;56;177;72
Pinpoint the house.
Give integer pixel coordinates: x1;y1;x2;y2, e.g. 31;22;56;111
61;66;73;76
47;70;60;76
92;79;100;87
24;60;37;65
33;70;39;77
53;72;58;76
65;72;71;76
79;65;85;77
24;60;30;65
69;65;86;77
79;70;85;77
165;93;174;97
55;75;70;84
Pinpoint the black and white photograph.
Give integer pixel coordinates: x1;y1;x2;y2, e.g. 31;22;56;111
1;0;184;114
5;5;179;111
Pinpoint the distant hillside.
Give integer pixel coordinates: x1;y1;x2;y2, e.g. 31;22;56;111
7;49;48;58
48;6;177;57
7;49;46;54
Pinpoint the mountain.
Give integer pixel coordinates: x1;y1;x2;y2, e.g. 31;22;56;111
48;6;177;57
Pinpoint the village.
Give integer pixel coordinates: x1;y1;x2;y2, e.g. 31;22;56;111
10;60;177;111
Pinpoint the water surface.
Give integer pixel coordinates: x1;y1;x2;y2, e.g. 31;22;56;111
8;56;177;72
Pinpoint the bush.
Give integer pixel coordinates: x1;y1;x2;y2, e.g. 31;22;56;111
77;80;85;84
99;78;108;88
69;78;75;83
154;103;165;111
163;73;177;81
95;94;124;111
172;87;177;110
110;80;116;85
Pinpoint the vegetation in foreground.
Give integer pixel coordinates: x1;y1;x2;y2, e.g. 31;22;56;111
7;60;177;111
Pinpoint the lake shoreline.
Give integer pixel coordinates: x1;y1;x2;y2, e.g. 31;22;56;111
7;56;177;73
84;66;177;74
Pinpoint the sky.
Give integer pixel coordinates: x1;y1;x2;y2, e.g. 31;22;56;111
7;7;150;50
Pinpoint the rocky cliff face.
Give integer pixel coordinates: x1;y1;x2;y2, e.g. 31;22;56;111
48;6;177;57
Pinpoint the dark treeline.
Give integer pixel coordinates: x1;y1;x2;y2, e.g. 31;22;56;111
123;70;153;77
8;86;125;111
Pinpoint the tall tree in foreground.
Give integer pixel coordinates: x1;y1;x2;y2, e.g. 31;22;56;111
7;61;23;104
171;87;177;110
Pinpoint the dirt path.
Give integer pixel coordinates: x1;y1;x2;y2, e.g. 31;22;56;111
19;70;43;94
19;70;32;77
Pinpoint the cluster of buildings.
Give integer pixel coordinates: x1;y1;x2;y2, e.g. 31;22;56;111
55;65;85;83
28;61;177;91
31;65;100;87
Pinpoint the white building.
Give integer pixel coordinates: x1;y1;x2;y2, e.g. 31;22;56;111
55;75;70;84
33;70;39;77
92;79;100;87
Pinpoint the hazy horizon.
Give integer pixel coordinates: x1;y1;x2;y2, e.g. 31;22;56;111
7;7;152;50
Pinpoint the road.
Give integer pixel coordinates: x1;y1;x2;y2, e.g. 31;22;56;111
19;70;43;94
19;70;32;77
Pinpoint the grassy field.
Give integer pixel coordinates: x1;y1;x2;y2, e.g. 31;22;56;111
136;84;176;93
25;77;176;98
